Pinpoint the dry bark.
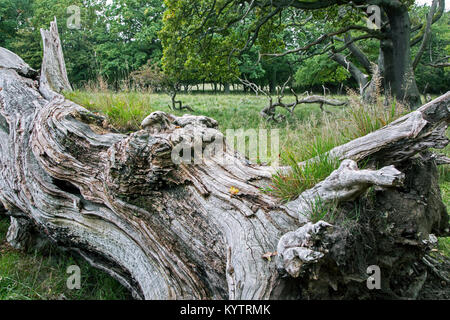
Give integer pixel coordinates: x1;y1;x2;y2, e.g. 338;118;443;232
0;22;448;300
39;17;72;100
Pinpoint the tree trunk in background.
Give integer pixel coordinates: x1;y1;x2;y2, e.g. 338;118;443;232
331;52;369;96
224;83;230;94
331;2;427;109
382;4;421;109
269;70;277;94
0;22;449;300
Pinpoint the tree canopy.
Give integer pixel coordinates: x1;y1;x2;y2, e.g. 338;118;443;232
1;0;448;97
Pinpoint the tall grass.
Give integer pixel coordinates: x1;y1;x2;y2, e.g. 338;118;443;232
299;197;339;224
437;143;450;257
342;90;407;140
65;91;152;132
264;141;341;202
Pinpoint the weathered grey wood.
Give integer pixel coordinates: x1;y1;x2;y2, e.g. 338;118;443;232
39;18;72;100
0;21;448;300
260;93;347;121
328;92;450;164
0;47;38;79
285;160;405;223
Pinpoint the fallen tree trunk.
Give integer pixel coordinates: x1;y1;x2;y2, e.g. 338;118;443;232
0;22;448;300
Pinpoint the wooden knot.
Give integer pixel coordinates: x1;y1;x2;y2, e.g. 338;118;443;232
141;111;175;133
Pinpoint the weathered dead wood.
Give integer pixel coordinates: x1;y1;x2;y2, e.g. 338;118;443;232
285;160;405;221
260;94;348;120
239;77;347;121
432;153;450;165
0;47;38;79
328;92;450;165
169;89;193;111
39;18;72;100
0;22;448;300
272;91;449;178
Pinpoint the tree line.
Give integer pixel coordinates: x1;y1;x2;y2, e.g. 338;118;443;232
0;0;448;99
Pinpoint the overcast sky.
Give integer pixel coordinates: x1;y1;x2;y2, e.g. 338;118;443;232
415;0;450;10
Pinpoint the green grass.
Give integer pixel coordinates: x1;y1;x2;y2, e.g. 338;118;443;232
342;92;407;140
439;183;450;257
437;143;450;258
265;148;341;202
64;90;345;132
65;90;350;192
299;197;339;224
0;216;130;300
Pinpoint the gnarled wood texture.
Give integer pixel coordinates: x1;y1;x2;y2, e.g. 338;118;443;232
0;22;448;300
39;17;72;100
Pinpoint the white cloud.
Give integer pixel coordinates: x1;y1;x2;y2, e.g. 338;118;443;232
415;0;450;11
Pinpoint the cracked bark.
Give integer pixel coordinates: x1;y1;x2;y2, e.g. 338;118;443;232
0;22;448;300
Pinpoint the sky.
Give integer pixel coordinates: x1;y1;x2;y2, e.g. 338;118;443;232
415;0;450;11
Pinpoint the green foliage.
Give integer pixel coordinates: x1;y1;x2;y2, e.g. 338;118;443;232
159;0;242;86
130;60;168;92
2;0;165;87
0;0;39;66
2;0;449;94
96;0;165;86
159;0;291;88
239;47;266;81
413;11;450;94
300;197;338;224
294;54;350;87
266;150;341;203
0;0;33;48
6;0;109;83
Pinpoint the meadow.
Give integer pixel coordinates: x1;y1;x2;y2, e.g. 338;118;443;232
1;90;448;299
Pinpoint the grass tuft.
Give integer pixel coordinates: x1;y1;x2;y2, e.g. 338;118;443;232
299;197;338;224
264;149;340;202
